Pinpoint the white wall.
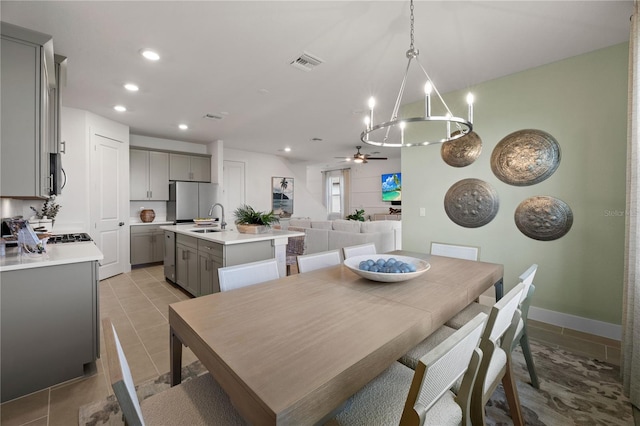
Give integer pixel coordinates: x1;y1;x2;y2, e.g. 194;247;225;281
223;148;325;220
348;160;401;219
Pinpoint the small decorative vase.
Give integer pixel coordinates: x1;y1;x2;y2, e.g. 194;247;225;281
140;209;156;223
236;224;269;234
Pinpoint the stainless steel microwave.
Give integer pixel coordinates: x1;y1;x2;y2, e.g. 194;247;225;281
49;153;65;195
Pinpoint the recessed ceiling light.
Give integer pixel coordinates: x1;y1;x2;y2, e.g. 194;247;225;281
124;83;139;92
284;147;291;152
140;49;160;61
179;124;188;130
114;105;127;112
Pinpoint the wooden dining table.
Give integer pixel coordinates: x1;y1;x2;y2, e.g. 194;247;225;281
168;250;503;425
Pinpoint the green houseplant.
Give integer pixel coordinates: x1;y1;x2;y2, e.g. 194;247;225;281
346;209;366;222
234;204;279;234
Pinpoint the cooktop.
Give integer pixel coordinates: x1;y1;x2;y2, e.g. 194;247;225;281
48;233;93;244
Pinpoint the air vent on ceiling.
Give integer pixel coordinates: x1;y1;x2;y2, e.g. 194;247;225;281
290;52;324;72
203;113;223;120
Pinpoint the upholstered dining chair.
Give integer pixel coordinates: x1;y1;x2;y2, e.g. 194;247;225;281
430;242;479;261
327;313;487;426
285;235;305;275
297;249;341;273
470;282;525;426
342;243;377;259
399;283;526;426
217;258;280;292
446;264;540;388
102;318;246;426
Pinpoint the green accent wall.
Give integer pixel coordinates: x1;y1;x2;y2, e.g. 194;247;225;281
402;43;628;324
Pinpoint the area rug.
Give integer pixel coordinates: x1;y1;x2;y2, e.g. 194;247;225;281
79;340;633;425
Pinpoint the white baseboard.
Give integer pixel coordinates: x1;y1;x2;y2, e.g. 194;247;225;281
477;295;621;341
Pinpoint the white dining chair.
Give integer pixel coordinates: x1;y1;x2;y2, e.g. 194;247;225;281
102;318;246;426
342;243;376;259
471;282;525;426
296;250;341;273
446;264;540;388
398;283;526;426
327;313;487;426
217;258;280;292
430;242;479;261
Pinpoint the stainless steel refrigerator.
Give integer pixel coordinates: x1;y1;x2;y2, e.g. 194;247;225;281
167;181;216;222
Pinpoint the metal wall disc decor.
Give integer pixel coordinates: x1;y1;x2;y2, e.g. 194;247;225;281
491;129;561;186
441;131;482;167
515;196;573;241
444;178;499;228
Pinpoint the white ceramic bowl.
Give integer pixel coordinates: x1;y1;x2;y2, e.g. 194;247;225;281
343;254;431;283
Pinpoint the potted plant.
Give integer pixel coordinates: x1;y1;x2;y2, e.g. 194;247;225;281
234;204;279;234
346;209;366;222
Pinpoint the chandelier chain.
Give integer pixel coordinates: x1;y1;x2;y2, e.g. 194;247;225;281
409;0;415;51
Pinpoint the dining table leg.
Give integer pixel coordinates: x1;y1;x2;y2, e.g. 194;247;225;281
170;326;183;386
494;278;504;301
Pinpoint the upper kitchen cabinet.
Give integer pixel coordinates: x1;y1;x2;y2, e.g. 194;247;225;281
169;153;211;182
50;54;67;155
1;22;57;198
130;149;169;200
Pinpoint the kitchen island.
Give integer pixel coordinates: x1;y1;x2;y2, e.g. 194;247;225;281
160;224;304;296
0;241;103;402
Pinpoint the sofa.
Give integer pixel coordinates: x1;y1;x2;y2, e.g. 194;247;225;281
284;219;402;255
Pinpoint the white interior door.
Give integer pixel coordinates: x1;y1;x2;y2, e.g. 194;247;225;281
223;160;246;215
91;133;128;279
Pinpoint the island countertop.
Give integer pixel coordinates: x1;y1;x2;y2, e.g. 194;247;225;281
160;224;305;245
0;241;104;272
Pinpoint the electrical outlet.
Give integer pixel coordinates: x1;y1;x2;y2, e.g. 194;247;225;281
419;207;426;217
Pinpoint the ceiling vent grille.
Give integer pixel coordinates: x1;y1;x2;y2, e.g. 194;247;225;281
290;52;324;72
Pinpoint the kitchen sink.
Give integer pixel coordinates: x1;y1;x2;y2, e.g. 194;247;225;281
190;228;223;233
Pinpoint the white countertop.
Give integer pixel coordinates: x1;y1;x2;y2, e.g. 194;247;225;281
130;220;174;226
160;224;305;245
0;241;104;272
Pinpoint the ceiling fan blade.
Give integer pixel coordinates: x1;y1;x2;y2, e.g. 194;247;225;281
366;156;387;160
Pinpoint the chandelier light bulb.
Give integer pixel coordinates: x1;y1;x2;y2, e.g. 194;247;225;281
467;93;474;123
368;97;376;109
424;82;433;95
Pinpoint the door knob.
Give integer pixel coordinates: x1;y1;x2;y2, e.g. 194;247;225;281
119;222;125;226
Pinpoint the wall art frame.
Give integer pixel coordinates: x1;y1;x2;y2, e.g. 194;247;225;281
272;177;294;218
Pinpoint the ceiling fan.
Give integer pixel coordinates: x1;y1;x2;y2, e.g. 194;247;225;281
337;146;388;164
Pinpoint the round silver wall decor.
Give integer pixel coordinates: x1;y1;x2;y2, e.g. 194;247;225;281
441;131;482;167
444;178;499;228
514;196;573;241
490;129;560;186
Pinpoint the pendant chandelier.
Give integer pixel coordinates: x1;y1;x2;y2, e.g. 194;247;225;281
361;0;474;147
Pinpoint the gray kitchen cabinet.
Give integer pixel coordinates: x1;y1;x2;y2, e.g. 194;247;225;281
1;22;56;198
198;239;223;296
130;225;165;266
1;260;99;402
169;153;211;182
171;233;273;297
130;149;169;200
50;54;67;155
176;234;199;296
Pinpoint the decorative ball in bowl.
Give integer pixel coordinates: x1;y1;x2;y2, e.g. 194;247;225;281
343;254;431;283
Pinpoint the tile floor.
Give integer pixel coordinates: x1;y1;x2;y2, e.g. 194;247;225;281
0;264;634;426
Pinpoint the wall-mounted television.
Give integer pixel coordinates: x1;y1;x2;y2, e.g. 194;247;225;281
381;173;402;202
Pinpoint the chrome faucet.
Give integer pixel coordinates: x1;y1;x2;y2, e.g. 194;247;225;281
208;203;226;230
